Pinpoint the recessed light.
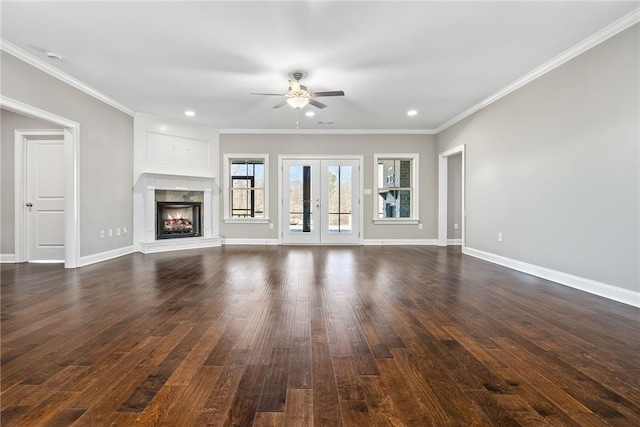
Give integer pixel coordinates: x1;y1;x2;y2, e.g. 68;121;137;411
407;110;418;116
159;126;168;131
305;111;315;117
185;110;195;117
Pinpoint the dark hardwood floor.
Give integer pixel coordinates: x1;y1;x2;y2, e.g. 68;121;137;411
1;245;639;426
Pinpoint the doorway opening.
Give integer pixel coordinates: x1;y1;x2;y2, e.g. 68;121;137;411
6;96;80;268
438;145;465;247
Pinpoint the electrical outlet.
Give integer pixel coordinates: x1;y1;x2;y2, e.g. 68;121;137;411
269;223;274;229
454;223;459;230
109;229;113;237
418;223;423;230
100;230;105;238
498;232;503;242
117;228;121;236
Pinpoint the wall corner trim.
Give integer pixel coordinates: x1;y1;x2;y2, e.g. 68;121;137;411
463;247;640;308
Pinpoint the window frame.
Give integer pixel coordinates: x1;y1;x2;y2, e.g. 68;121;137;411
223;153;270;223
372;153;419;224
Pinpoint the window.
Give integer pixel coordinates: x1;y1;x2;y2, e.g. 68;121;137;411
223;154;269;222
373;153;419;224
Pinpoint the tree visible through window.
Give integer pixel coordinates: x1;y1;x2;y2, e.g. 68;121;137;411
230;160;265;218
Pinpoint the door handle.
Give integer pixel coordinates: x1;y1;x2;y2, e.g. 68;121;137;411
26;202;33;207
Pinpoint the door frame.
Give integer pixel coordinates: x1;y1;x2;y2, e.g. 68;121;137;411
278;154;364;245
6;96;80;268
438;144;465;248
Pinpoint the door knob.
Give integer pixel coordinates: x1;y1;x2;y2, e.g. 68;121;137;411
26;202;33;207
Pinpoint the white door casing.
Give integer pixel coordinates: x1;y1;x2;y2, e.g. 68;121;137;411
7;95;80;268
26;139;66;261
438;144;465;247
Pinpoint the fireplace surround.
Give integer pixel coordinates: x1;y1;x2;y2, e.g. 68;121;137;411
134;173;221;253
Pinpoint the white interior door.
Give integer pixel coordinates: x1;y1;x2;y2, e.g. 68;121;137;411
26;139;66;261
282;158;360;245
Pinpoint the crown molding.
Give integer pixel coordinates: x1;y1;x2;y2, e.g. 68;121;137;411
435;7;640;134
1;39;135;117
220;128;437;135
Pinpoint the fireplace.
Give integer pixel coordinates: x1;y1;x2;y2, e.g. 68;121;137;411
156;202;201;239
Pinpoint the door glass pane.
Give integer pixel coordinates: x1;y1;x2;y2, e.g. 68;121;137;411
327;165;352;234
289;165;313;232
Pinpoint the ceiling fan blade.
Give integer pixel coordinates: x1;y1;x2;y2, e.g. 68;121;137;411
311;90;345;97
272;100;288;109
289;80;301;92
309;99;327;109
250;92;287;96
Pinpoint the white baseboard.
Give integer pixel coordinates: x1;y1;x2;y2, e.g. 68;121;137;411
464;247;640;308
363;239;438;246
79;245;135;267
0;253;16;263
447;239;462;245
222;238;279;245
139;237;222;254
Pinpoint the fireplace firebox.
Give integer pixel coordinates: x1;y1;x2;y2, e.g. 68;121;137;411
156;202;201;239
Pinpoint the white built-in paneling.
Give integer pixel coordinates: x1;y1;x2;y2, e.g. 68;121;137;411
146;132;210;168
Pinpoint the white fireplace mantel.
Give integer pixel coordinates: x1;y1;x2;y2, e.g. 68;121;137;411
133;173;221;253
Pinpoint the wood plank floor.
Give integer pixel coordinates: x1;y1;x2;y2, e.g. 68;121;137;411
1;245;639;426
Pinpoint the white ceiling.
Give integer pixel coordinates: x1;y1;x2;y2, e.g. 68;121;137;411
1;1;638;132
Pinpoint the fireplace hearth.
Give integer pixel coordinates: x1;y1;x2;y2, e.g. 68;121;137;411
156;202;201;239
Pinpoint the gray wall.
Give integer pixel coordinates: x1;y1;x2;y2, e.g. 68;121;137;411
447;153;462;240
437;24;639;292
1;52;134;258
0;109;62;254
220;134;437;241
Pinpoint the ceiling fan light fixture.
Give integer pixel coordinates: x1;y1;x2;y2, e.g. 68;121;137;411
287;97;309;109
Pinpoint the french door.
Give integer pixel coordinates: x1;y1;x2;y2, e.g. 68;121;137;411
282;158;361;244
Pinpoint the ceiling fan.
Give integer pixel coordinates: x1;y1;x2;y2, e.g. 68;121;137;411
251;72;345;110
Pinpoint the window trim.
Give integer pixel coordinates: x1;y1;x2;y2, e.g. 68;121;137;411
223;153;269;223
372;153;419;224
